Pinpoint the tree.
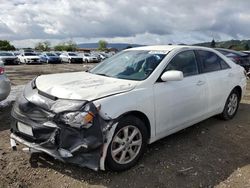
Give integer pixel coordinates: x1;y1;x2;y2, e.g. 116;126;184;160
210;39;216;48
35;41;51;51
53;40;77;51
0;40;15;50
98;40;107;50
244;43;249;51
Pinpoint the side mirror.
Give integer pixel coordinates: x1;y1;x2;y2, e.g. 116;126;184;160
161;70;184;82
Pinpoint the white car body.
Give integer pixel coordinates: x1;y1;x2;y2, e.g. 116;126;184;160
11;45;247;171
18;52;40;64
81;53;99;63
35;45;246;143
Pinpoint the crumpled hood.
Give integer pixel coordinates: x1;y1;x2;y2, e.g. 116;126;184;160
35;72;138;100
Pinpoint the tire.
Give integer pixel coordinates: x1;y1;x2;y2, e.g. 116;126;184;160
220;89;240;120
106;116;148;171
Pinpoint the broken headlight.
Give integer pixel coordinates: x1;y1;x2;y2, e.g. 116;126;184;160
60;103;100;129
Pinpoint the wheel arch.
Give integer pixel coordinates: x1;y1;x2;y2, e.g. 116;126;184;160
233;85;242;101
117;110;151;141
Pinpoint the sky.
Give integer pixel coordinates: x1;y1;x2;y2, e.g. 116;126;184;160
0;0;250;47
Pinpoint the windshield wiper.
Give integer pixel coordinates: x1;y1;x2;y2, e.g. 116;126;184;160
95;73;110;77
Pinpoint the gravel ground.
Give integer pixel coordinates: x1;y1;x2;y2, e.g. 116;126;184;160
0;64;250;188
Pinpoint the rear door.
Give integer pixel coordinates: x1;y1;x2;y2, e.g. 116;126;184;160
154;50;208;135
195;50;231;114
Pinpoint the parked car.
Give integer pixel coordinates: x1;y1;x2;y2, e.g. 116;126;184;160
10;45;246;172
59;52;83;63
81;53;99;63
39;52;61;64
0;51;19;65
54;52;62;56
18;52;41;64
216;48;250;72
242;51;250;56
0;60;11;101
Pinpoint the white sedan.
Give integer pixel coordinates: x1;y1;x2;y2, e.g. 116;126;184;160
18;52;40;64
10;45;247;171
59;52;83;63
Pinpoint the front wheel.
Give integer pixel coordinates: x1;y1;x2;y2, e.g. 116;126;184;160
220;89;240;120
106;116;148;171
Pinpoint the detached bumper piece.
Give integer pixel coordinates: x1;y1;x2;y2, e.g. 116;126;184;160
10;90;105;171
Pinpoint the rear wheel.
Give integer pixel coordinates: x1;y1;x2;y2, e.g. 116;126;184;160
220;89;240;120
106;116;148;171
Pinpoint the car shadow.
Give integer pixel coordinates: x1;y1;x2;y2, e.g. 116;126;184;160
26;102;250;187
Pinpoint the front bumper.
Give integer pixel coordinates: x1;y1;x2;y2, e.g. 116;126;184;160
71;58;83;63
3;58;19;65
10;85;112;171
26;59;41;64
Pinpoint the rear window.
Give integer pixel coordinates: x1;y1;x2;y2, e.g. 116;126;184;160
196;50;230;73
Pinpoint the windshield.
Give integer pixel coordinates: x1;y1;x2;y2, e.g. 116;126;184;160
24;52;36;56
0;52;14;56
68;53;77;56
46;53;56;56
90;50;167;81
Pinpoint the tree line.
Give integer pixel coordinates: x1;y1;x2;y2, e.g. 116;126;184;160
0;39;108;51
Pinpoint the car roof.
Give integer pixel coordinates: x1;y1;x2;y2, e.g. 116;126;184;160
126;45;215;52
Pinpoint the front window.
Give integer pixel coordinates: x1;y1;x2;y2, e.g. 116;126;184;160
165;50;198;77
90;50;167;81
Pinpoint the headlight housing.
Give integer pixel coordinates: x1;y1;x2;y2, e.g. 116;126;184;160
60;103;100;129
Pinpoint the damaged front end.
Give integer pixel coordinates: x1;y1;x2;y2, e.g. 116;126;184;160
10;79;116;171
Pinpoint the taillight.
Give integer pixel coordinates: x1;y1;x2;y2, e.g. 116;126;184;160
0;67;4;75
232;57;241;64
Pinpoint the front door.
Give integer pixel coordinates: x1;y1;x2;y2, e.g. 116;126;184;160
153;50;208;135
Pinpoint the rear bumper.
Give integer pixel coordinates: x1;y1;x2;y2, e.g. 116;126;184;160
0;75;11;101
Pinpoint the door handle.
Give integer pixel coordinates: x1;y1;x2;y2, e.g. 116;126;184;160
196;80;205;86
228;73;234;77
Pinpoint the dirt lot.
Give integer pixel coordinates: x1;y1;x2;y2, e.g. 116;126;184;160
0;64;250;188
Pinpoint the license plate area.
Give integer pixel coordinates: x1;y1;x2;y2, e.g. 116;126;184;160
17;122;33;136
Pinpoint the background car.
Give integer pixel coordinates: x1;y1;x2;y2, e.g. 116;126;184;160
59;52;83;63
216;48;250;72
81;53;99;63
18;52;41;64
39;52;61;64
0;51;19;65
0;60;11;101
